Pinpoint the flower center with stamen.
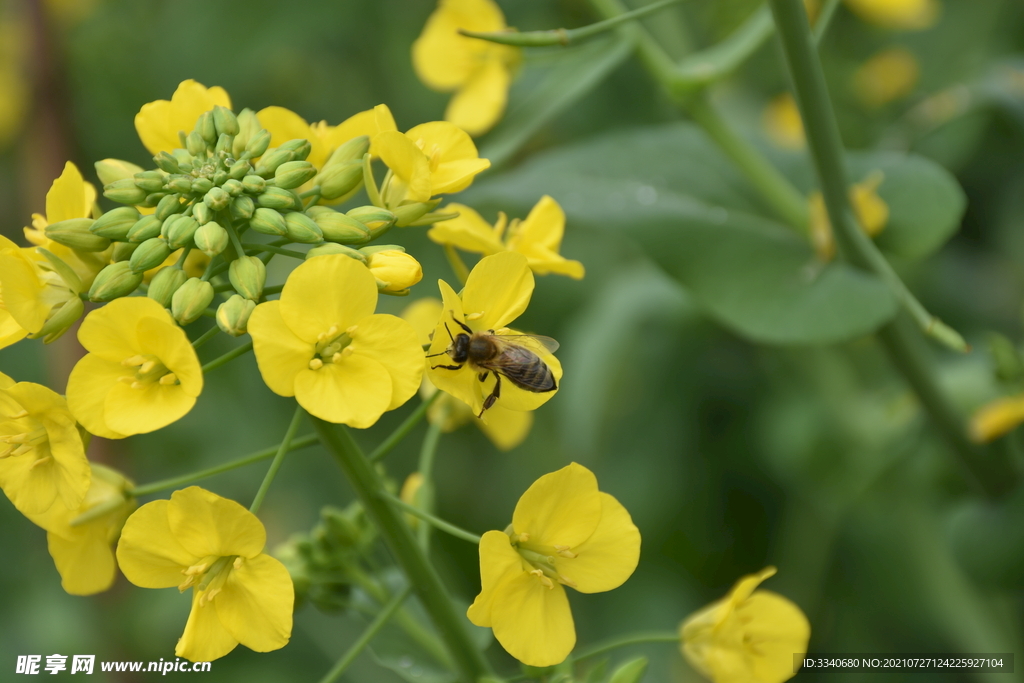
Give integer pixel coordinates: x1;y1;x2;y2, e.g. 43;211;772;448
414;139;444;173
309;325;356;370
509;531;578;590
0;422;48;459
119;354;178;389
179;555;241;606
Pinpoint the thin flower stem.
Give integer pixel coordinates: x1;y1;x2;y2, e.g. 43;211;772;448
813;0;842;45
572;631;681;661
443;245;470;286
317;585;412;683
175;246;192;268
250;405;305;514
200;255;219;282
191;325;221;349
416;413;446;551
128;434;319;497
369;393;441;462
380;491;481;545
201;341;253;373
263;284;284;296
223;219;246;260
241;242;307;260
313;418;494;682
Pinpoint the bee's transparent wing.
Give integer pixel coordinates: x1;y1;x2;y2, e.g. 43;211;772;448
496;334;560;354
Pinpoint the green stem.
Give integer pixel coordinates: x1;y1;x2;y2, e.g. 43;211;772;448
223;218;246;260
573;631;680;661
675;5;774;88
370;392;441;462
175;246;192;268
250;405;305;514
318;586;412;683
443;245;470;286
813;0;842;45
128;434;318;497
416;417;445;550
201;255;220;282
460;0;682;46
313;419;493;682
242;242;308;260
201;341;253;373
263;284;284;296
381;491;481;545
191;325;221;349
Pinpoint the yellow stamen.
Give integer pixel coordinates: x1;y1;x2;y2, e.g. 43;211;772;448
139;361;156;374
121;355;147;367
331;352;342;363
29;456;52;470
158;373;178;385
466;312;484;321
530;569;555;589
309;358;323;370
558;574;577;588
553;544;577;559
8;410;28;420
233;557;243;570
0;433;29;444
346;325;358;335
342;347;353;357
130;381;145;390
118;376;135;385
11;444;31;457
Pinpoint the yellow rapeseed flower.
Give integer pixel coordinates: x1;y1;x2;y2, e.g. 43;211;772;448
468;462;641;666
0;372;89;515
25;463;135;596
257;105;394;171
0;245;81;343
853;47;920;108
429;196;584;279
680;567;810;683
426;252;562;417
969;394;1024;443
844;0;940;31
247;254;423;428
809;171;889;261
66;297;203;439
134;79;232;155
412;0;520;136
375;120;490;204
0;235;30;350
0;19;28;149
763;94;805;150
116;486;293;662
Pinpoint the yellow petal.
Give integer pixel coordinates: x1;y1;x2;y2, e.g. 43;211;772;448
257;106;328;170
513;463;602;549
0;249;48;333
512;196;585;279
116;499;198;588
412;3;482;90
427;203;505;255
400;297;444;346
970;393;1024;443
476;405;532;450
374;104;398;135
47;526;117;596
405;121;490;194
0;370;14;388
248;301;313;398
734;591;811;683
843;0;940;30
763;93;805;151
176;589;239;662
445;59;510;137
348;314;424;410
468;529;526;628
853;47;920;108
425;279;481;411
559;492;640;593
490;573;575;667
65;354;128;440
318;108;377;151
77;296;166;362
103;375;196;436
376;131;432;202
279;254;377;343
0;307;29;351
135;315;203;397
293;355;393;428
215;554;293;653
45;161;93;223
168;486;267;559
462;251;534;331
135;79;231;155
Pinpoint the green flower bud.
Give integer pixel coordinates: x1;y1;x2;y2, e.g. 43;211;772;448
214;133;233;156
127;215;163;243
306;242;366;262
194;221;229;257
274;160;317;190
33;296;84;343
347;206;397;238
166;216;200;249
213;170;229;187
46;218;109;252
229;256;266;301
36;248;83;294
256;187;301;211
165;176;192;195
233;108;260;157
216;294;256;336
242;174;266;194
89;261;144;301
171;278;214;325
254;148;293;178
96;158;145;186
111;241;139;262
129;237;172;273
193;202;212;225
230;195;255;221
324;135;370;170
147;266;188;307
245;129;271;159
196;111;217;145
155;193;186;220
172;148;192;167
204;187;230;212
90;207;141;240
213;105;239;137
104;178;148;205
191;177;213;195
279;138;311;161
141;192;166;208
154;152;180;174
133;170;165;193
222;178;243;196
249;207;288;236
312;209;370;244
228;159;251;180
284;211;323;244
392;199;440;228
186;130;208;156
363;249;422;295
317;161;363;201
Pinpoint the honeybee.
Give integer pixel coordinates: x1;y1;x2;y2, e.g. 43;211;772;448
428;314;559;417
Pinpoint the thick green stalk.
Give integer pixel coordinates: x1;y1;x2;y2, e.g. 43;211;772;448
250;405;304;514
201;341;253;373
369;393;441;462
242;242;308;260
416;417;445;550
382;492;482;545
190;325;221;349
313;418;493;682
318;586;412;683
767;0;1017;498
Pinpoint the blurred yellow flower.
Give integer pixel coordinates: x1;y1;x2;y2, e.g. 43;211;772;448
844;0;940;31
681;567;810;683
969;394;1024;443
66;297;203;439
412;0;520;136
468;462;641;666
763;93;805;150
809;171;888;260
0;20;28;150
247;254;422;427
0;374;89;515
376;121;490;204
116;486;293;662
135;79;232;155
853;47;920;108
426;252;562;417
0;245;82;344
0;237;29;350
25;463;135;596
430;196;584;279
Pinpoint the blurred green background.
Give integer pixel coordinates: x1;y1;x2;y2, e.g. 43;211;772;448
1;0;1023;680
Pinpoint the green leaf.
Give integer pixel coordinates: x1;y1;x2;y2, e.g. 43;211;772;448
948;487;1024;590
608;656;649;683
463;123;898;345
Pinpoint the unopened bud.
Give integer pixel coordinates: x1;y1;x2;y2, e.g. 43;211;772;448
275;160;317;190
191;177;213;195
279;138;311;161
193;202;212;225
194;221;229;257
133;170;165;193
147;266;188;307
186;130;207;156
228;159;251;180
317;161;363;201
153;152;180;174
171;278;214;325
89;261;144;301
37;248;83;294
166;216;200;249
242;174;266;194
204;187;230;211
142;192;166;208
211;105;239;138
325;135;370;169
127;215;163;243
129;237;172;273
392;199;440;228
96;158;145;186
363;248;422;295
254;148;294;178
249;207;288;236
155;194;186;220
233;109;261;157
196;111;217;145
104;178;148;205
216;294;256;336
256;187;301;211
33;296;84;343
312;209;370;244
230;195;255;221
90;207;140;240
284;212;323;244
222;178;243;196
347;206;396;238
46;218;109;252
306;243;366;262
229;256;266;301
165;176;192;195
214;133;233;156
111;241;139;262
244;129;271;159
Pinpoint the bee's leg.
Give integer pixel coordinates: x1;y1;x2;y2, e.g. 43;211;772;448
451;311;473;335
431;363;463;371
443;322;456;343
478;371;489;382
478;374;501;417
